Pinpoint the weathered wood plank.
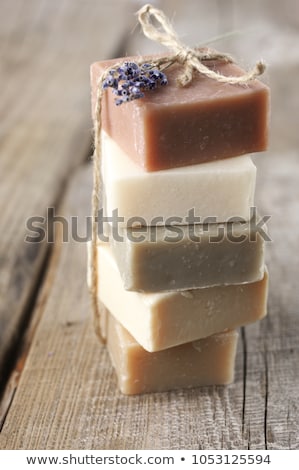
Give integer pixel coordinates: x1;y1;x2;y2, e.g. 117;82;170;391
0;150;298;449
0;0;135;380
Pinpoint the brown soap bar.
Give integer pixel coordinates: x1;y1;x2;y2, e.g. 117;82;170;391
104;306;238;395
109;218;266;292
91;55;269;171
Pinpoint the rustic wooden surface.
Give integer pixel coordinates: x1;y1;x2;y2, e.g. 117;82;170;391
0;0;299;450
0;0;134;386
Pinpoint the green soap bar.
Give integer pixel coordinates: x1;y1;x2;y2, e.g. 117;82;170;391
108;217;266;292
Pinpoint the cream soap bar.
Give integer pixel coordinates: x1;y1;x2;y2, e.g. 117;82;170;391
89;244;268;352
91;56;269;171
109;219;266;292
105;307;238;395
102;132;256;226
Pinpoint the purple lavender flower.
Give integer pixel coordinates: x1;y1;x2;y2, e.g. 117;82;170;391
102;61;168;105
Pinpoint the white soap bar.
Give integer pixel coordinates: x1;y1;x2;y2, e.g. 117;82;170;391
101;132;256;227
87;243;268;352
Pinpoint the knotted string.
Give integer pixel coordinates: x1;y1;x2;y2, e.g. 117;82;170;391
90;3;266;342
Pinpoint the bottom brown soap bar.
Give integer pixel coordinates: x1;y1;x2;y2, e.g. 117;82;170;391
103;306;238;395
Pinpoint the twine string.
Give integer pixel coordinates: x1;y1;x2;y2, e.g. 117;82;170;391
90;4;266;342
91;74;104;342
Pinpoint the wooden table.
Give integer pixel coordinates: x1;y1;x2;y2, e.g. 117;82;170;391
0;0;298;450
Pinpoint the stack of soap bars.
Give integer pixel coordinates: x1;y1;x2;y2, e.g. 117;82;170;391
89;53;270;395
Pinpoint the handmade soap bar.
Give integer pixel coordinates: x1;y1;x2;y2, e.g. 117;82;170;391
104;306;238;395
91;56;269;171
101;132;256;226
88;244;268;352
109;217;266;292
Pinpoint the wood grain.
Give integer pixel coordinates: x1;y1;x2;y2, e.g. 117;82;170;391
0;0;134;379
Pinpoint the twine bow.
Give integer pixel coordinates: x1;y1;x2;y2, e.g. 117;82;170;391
138;4;265;86
90;4;266;343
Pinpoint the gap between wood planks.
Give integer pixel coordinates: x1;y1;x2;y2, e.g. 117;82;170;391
241;327;269;450
0;155;89;432
241;327;247;439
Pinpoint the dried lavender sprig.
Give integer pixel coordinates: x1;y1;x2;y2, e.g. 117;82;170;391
102;60;168;105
